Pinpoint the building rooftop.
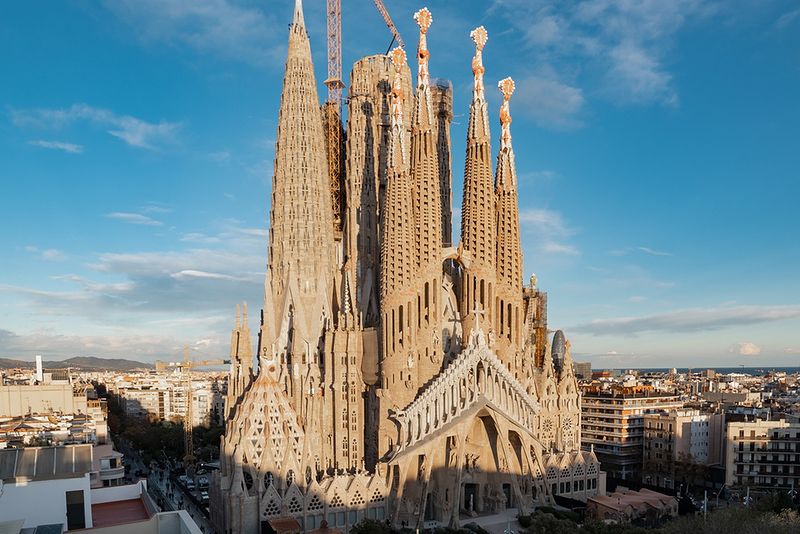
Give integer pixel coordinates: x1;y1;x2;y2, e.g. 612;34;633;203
91;499;150;529
0;444;92;481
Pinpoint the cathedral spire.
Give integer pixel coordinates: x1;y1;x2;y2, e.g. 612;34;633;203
380;47;416;301
410;8;442;273
495;77;522;295
262;0;334;366
292;0;305;29
460;26;496;335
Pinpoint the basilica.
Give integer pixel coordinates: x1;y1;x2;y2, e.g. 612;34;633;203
210;2;602;532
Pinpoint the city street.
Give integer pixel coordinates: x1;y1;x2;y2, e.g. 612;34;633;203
115;436;213;533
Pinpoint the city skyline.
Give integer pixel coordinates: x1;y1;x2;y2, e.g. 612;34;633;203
1;0;799;367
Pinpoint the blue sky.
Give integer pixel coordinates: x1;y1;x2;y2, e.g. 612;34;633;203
1;0;798;368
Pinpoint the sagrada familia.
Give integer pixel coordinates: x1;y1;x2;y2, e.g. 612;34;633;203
211;2;603;532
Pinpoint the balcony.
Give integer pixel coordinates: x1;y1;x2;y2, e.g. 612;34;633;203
99;466;126;480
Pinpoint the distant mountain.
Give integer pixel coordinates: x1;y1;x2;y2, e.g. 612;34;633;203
0;356;152;371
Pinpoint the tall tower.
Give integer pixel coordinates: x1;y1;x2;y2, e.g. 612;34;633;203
494;77;524;373
377;47;417;453
226;303;253;420
459;26;496;339
410;7;443;382
261;0;335;405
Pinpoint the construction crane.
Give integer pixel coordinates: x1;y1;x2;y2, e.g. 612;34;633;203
373;0;405;52
323;0;345;235
166;347;230;471
154;357;230;373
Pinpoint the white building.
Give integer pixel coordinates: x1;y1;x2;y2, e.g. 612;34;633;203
0;444;202;534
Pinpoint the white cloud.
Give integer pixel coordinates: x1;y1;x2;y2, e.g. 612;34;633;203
0;327;222;362
515;75;585;129
12;104;180;149
731;342;761;356
575;304;800;335
519;209;574;237
170;270;238;281
104;0;282;66
24;246;66;261
775;8;800;29
638;246;673;257
492;0;712;107
28;140;83;153
106;212;163;226
609;41;677;106
784;348;800;355
542;241;580;255
41;249;65;261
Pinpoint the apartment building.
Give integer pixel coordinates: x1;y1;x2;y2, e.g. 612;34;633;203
725;418;800;489
581;387;682;480
113;375;224;427
642;408;725;490
0;444;200;534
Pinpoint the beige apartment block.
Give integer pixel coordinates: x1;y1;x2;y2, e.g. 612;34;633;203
642;409;725;490
211;2;601;532
725;418;800;489
581;388;682;481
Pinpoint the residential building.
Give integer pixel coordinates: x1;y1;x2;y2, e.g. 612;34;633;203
725;418;800;490
574;362;592;380
581;387;682;480
0;444;201;534
642;408;725;490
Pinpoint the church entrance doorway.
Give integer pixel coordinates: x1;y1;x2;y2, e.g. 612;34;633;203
502;483;512;508
463;483;478;513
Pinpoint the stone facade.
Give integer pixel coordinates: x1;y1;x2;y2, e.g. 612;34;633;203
211;2;600;532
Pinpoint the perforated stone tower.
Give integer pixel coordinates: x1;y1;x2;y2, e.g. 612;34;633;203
212;3;601;533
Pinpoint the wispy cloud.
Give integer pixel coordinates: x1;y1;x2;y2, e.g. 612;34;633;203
0;327;219;362
638;246;673;257
609;246;673;257
542;241;580;255
103;0;282;66
515;75;584;129
25;246;66;261
28;140;84;153
491;0;713;108
775;8;800;29
520;208;579;256
12;104;180;149
520;208;574;236
730;341;761;356
574;304;800;335
106;212;163;226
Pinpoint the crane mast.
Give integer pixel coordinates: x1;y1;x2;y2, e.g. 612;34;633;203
323;0;345;235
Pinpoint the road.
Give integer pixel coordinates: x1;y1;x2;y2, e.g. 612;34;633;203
114;436;214;533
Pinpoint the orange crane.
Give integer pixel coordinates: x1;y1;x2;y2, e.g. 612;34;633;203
373;0;405;52
323;0;345;233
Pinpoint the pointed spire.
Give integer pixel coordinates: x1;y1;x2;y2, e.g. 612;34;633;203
498;77;515;151
470;27;488;100
381;47;416;301
292;0;305;29
413;8;432;89
235;303;241;329
495;76;522;294
388;47;407;169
